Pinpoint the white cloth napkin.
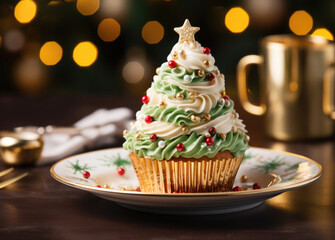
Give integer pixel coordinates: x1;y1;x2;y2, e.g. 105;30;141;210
37;108;133;166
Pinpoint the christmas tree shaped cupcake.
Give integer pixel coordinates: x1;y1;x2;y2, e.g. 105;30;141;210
123;19;249;193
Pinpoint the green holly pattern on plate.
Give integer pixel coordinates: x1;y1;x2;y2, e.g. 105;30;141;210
53;147;321;191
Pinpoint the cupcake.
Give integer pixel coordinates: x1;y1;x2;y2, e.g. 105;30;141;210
123;19;249;193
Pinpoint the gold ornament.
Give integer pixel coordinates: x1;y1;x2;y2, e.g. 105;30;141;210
230;110;236;119
135;133;142;140
159;100;167;109
203;60;210;67
220;90;226;97
188;91;197;100
174;19;200;44
103;184;110;189
172;51;178;60
198;70;205;77
240;175;248;183
180;50;186;59
244;135;250;143
190;115;201;123
123;130;129;136
176;92;184;100
203;113;211;121
220;133;226;140
181;126;188;132
156;67;160;75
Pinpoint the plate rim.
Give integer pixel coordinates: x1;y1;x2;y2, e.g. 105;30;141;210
50;146;322;197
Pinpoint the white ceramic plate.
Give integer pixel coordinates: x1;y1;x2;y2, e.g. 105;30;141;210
50;147;322;215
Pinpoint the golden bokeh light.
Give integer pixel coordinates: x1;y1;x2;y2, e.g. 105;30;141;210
289;10;313;36
142;21;164;44
73;41;98;67
123;61;145;83
76;0;100;16
97;18;121;42
225;7;249;33
14;0;37;24
39;41;63;66
311;28;334;41
48;1;62;5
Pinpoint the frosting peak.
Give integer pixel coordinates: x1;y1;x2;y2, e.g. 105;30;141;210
167;41;215;72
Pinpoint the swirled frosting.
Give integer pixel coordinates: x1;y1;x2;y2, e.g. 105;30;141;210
167;41;216;72
124;131;248;160
123;21;249;160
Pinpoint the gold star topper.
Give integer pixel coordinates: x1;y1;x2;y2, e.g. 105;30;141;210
174;19;200;44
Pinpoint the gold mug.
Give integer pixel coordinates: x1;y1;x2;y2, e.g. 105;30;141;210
237;35;335;140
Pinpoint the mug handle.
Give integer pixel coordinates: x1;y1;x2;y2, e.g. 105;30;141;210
237;55;266;116
323;63;335;120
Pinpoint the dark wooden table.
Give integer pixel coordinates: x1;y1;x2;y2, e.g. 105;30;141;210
0;95;334;240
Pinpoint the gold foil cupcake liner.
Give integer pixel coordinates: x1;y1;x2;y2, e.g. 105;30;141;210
129;153;243;193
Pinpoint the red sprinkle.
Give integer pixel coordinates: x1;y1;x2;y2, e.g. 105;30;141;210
176;143;184;151
168;60;177;68
144;115;153;123
208;73;215;81
206;137;214;146
223;96;230;102
142;95;150;104
209;127;217;136
233;186;241;191
253;183;261;189
203;47;211;54
117;168;125;176
150;133;157;142
83;171;90;179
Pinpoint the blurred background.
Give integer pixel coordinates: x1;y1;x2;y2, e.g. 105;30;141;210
0;0;334;98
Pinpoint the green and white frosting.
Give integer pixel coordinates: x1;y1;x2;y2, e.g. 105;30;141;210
123;24;249;160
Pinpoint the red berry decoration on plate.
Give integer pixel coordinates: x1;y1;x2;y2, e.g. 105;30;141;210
209;127;216;136
203;47;211;54
208;73;215;81
253;183;261;189
223;95;230;102
144;115;153;123
150;133;157;142
83;171;90;179
96;185;101;188
142;95;150;104
206;137;214;146
233;186;241;191
172;191;178;194
168;60;177;68
117;168;125;176
176;143;184;151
